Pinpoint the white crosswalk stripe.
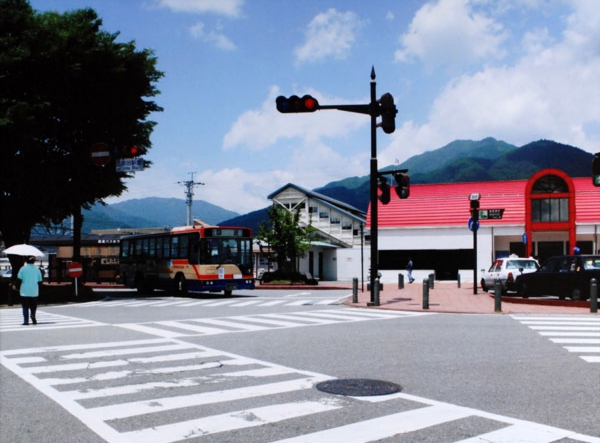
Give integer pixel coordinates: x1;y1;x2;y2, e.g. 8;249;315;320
64;296;347;309
0;308;106;332
1;338;597;443
117;308;431;338
512;315;600;365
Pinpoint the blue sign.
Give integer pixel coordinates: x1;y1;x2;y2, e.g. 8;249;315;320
468;217;479;231
522;233;527;244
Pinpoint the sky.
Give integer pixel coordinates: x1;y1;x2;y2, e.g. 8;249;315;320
30;0;600;215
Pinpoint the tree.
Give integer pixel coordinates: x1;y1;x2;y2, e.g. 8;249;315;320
0;0;163;258
258;205;315;280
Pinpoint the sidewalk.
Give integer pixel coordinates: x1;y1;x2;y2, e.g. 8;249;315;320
343;281;598;315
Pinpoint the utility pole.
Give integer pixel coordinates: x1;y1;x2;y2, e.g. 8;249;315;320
178;172;205;226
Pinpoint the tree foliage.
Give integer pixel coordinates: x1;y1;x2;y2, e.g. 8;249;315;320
258;205;315;275
0;0;163;249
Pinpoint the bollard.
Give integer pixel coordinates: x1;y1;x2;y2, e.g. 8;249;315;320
398;273;404;289
374;279;380;306
423;278;429;309
494;278;502;312
457;272;461;288
428;273;434;289
352;277;358;303
590;278;598;313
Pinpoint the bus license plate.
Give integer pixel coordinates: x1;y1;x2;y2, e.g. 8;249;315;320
226;284;236;291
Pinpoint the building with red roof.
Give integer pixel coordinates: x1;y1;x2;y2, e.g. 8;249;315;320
366;168;599;283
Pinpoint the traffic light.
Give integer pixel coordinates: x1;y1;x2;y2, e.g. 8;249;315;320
394;172;410;199
118;145;142;158
593;152;600;187
470;194;481;221
276;95;319;113
378;93;397;134
379;176;391;204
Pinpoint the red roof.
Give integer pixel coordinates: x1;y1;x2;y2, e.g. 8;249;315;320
367;177;599;228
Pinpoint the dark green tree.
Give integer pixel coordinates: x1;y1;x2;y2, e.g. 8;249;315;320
0;0;163;259
258;205;315;280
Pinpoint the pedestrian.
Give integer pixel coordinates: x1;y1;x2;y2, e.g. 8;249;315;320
16;256;42;325
407;257;414;283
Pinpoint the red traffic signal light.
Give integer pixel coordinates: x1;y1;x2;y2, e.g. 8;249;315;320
276;95;320;113
378;93;397;134
593;152;600;187
394;172;410;199
379;176;391;204
119;145;142;158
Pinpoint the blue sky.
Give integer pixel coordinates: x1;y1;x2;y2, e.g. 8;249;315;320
30;0;600;215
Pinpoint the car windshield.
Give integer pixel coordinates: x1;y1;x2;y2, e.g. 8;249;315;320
507;260;538;270
582;257;600;270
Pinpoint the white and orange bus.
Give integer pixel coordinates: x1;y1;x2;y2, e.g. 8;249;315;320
119;226;255;296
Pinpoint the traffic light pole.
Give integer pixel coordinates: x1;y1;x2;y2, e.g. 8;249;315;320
368;69;379;305
278;67;396;305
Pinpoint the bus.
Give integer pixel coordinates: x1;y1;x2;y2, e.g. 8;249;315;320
119;226;255;296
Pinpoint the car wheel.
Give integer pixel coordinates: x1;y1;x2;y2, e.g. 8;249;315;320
480;279;488;292
517;282;528;298
570;288;583;301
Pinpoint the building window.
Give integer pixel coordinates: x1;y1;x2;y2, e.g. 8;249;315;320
330;216;340;224
319;211;329;219
309;206;318;214
531;175;569;223
532;198;569;222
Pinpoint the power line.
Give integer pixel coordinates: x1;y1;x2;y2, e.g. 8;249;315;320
178;172;205;226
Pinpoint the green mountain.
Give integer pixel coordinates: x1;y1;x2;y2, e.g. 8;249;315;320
85;138;593;234
83;197;239;233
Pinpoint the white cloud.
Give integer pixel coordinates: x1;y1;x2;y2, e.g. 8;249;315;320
294;9;365;64
223;86;368;151
395;0;507;70
189;21;236;50
383;0;600;160
154;0;244;17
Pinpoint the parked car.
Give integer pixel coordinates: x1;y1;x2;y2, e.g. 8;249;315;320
515;255;600;300
480;256;539;294
0;268;12;281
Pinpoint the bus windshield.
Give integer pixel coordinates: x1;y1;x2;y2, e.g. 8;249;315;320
201;237;252;267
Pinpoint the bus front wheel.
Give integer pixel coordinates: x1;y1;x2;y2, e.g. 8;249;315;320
174;274;188;296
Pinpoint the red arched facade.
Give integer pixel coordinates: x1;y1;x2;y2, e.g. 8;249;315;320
524;168;576;257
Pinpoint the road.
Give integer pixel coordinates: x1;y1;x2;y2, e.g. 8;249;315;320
1;288;599;443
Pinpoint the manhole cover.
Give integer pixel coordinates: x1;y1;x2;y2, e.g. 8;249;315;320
316;379;402;396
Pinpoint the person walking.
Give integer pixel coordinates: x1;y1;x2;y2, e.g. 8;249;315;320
17;256;42;325
407;257;415;283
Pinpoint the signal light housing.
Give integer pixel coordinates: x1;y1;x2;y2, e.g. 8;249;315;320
593;152;600;187
394;172;410;199
276;95;320;113
118;145;143;158
378;93;397;134
379;176;391;205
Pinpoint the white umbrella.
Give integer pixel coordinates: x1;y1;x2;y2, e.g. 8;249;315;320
3;244;45;257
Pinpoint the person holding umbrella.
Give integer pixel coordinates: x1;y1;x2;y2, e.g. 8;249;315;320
17;256;42;325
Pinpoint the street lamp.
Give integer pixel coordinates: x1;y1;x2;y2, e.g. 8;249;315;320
469;193;480;294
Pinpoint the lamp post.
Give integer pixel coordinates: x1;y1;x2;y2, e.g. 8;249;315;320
469;193;480;294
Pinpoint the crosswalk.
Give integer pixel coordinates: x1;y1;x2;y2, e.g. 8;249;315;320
512;315;600;365
117;308;429;338
1;338;597;443
65;296;348;309
0;308;106;332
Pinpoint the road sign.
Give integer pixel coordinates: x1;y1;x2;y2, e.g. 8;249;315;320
89;142;111;166
116;158;144;172
468;217;479;231
478;208;504;220
68;262;83;278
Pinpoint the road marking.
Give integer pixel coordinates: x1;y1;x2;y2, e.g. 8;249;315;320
0;309;106;332
512;315;600;367
2;338;598;443
116;308;428;338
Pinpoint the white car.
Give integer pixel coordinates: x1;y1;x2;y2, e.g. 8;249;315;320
481;256;539;294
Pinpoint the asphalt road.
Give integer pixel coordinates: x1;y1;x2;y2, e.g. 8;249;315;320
1;287;599;443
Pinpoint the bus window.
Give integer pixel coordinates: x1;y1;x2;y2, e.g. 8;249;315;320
149;237;156;258
156;237;163;258
179;235;189;259
163;236;170;258
189;236;200;264
121;240;130;258
171;236;179;258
